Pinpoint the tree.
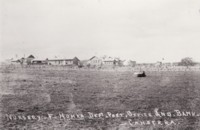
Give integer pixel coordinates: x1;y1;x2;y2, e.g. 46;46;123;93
178;57;196;67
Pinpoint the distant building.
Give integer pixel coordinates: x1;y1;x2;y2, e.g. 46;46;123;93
11;59;21;64
47;57;80;66
123;60;136;67
26;55;35;65
14;57;27;65
32;59;48;65
87;56;103;67
87;56;122;67
11;55;35;65
103;57;116;66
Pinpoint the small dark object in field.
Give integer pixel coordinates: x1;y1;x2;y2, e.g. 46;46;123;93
17;109;25;112
137;71;146;77
22;79;26;82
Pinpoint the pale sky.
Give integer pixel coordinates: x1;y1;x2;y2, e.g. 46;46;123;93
1;0;200;63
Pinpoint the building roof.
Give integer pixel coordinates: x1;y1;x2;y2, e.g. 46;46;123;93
73;57;80;61
32;59;47;61
47;57;79;61
27;55;35;59
103;57;115;62
48;59;73;61
89;56;98;60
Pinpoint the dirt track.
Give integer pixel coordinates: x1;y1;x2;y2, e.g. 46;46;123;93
1;66;200;130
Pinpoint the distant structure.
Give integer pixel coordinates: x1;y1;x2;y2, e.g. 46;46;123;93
87;56;122;68
47;57;80;66
7;54;199;71
32;58;48;65
26;55;35;65
11;54;35;65
103;56;118;66
88;56;102;67
10;55;81;66
123;60;136;67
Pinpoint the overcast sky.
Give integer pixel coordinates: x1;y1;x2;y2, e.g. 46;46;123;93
1;0;200;63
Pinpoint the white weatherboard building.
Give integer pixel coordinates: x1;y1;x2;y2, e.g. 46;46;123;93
87;56;122;67
47;57;80;66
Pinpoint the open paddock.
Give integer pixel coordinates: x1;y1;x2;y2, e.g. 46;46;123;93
1;65;200;130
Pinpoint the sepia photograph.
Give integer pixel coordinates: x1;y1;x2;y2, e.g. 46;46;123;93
1;0;200;129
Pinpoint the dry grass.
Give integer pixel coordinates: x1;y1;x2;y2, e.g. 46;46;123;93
1;65;200;130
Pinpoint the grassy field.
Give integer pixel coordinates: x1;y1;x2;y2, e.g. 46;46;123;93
1;65;200;130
